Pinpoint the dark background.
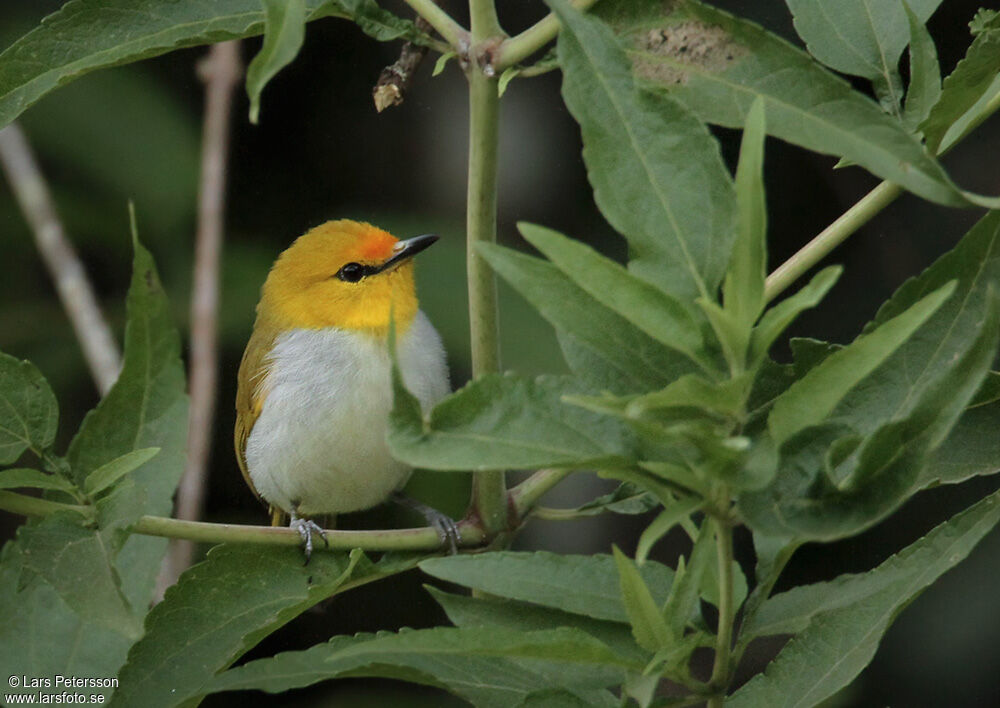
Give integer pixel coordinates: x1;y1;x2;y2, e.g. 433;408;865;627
1;1;999;705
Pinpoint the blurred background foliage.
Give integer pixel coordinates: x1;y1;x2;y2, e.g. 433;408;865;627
0;0;998;705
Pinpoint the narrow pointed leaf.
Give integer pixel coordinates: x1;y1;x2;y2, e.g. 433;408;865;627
420;551;674;624
83;447;160;496
724;96;767;330
516;224;708;371
480;244;700;392
246;0;306;124
768;281;955;445
0;467;74;491
921;10;1000;153
662;521;715;637
750;267;842;367
613;546;673;651
901;2;942;132
551;0;737;300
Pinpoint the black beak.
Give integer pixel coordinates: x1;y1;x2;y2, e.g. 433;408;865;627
378;233;439;273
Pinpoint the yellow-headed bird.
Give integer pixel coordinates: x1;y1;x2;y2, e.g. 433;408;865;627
235;220;451;557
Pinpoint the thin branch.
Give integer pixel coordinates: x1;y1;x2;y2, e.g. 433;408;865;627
158;41;242;598
373;15;434;112
0;123;121;395
0;490;485;551
509;468;572;518
494;0;598;71
403;0;468;49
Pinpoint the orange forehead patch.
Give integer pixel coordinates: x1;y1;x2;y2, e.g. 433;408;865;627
358;228;397;261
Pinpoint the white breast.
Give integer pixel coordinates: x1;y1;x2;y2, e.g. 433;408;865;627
245;311;449;515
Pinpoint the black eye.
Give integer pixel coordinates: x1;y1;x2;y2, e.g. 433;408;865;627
336;262;365;283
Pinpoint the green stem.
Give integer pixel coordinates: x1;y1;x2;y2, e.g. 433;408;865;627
467;0;507;538
402;0;468;48
708;515;735;707
765;88;1000;302
0;491;91;518
509;468;573;517
494;0;598;70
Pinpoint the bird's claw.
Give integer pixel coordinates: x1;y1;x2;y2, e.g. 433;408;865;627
429;513;460;555
290;515;328;563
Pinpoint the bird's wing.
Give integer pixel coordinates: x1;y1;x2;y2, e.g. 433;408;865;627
234;323;277;503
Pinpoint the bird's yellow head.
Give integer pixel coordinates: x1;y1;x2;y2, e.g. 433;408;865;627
259;219;437;334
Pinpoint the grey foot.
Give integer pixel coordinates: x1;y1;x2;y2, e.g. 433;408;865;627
391;492;460;554
289;512;328;563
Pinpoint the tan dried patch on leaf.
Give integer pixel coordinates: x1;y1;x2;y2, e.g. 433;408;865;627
630;20;746;86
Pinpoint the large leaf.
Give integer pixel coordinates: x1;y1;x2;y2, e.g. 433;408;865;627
420;552;675;624
901;2;942;132
480;243;699;394
0;543;133;703
551;0;737;300
109;545;419;708
0;0;427;130
595;0;978;207
66;223;188;611
17;514;142;640
730;488;1000;707
390;373;637;470
921;9;1000;153
767;282;954;445
208;626;636;706
923;397;1000;487
784;0;942;112
0;352;58;463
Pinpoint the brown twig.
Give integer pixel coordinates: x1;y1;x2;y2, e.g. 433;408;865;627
0;123;121;394
373;16;434;112
156;41;242;599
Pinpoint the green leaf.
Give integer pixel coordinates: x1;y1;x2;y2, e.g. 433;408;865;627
784;0;942;105
613;546;673;651
0;352;58;463
427;587;649;666
0;0;426;131
208;626;637;704
901;2;942;132
0;467;74;491
662;520;714;638
730;489;1000;708
433;51;456;76
245;0;306;124
636;496;703;564
390;372;636;470
596;0;977;207
498;65;520;96
67;214;188;612
920;9;1000;153
83;447;160;496
923;396;1000;487
551;0;737;300
420;551;675;624
827;210;1000;438
515;224;709;373
17;514;142;640
744;289;1000;540
723;95;767;333
480;243;699;394
750;267;842;368
767;281;955;445
0;543;133;703
109;546;418;708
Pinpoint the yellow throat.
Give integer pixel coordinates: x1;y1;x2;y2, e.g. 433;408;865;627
258;219;424;335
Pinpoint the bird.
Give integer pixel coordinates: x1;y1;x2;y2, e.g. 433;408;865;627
234;219;453;558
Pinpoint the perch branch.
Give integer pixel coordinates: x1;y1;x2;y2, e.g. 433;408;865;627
403;0;468;49
0;123;121;395
494;0;598;70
